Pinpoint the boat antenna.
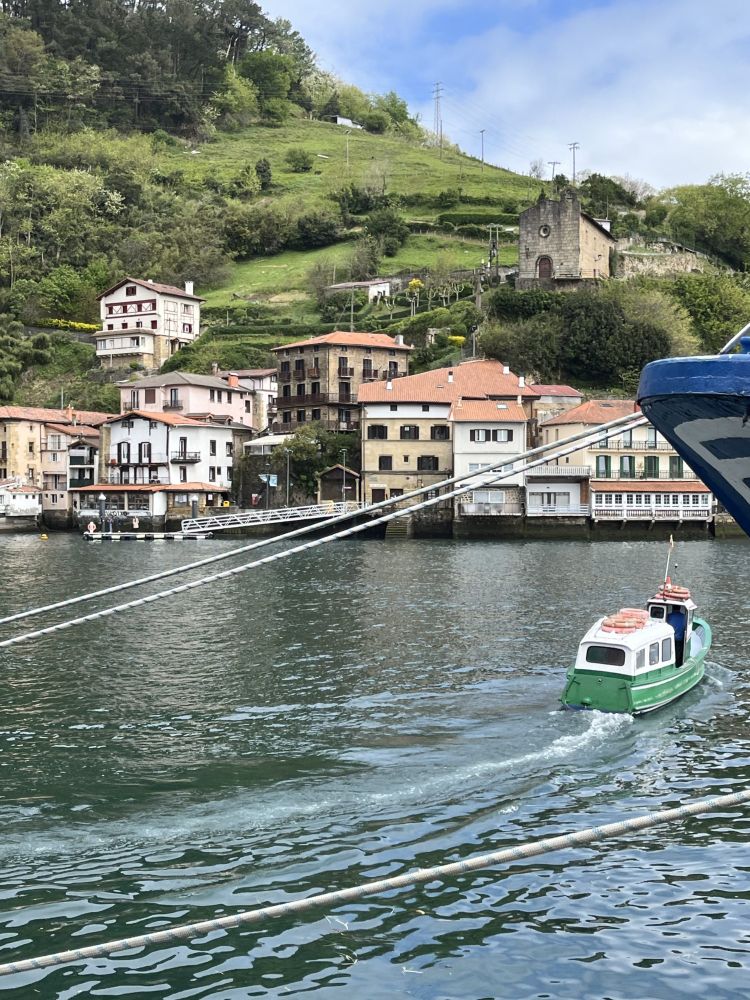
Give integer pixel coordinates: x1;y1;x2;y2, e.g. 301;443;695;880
663;534;674;586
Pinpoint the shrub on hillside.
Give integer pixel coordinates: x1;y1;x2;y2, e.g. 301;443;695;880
284;147;314;173
364;207;409;256
294;211;341;250
255;158;272;190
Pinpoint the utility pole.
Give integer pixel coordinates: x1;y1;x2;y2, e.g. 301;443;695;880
568;142;580;184
488;224;501;279
548;160;559;183
433;82;443;158
349;289;354;333
345;129;350;171
480;129;485;172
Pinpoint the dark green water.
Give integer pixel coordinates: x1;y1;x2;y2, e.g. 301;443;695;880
1;534;749;999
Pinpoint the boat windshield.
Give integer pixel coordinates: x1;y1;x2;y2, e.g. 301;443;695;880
585;645;626;666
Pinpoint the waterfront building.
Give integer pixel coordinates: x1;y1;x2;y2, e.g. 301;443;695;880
95;277;203;369
358;359;535;504
0;479;42;530
536;400;714;521
216;367;278;432
271;331;412;434
118;371;252;427
451;399;528;516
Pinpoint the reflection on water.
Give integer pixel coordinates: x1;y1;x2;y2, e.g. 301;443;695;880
0;534;748;997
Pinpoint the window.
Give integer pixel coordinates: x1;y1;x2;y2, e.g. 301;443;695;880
227;466;233;479
294;359;305;373
311;381;320;396
594;494;603;506
210;440;217;456
470;429;491;443
311;409;321;421
403;455;409;463
226;442;233;457
138;442;151;464
621;430;632;446
282;385;291;398
245;400;252;413
125;285;136;296
150;320;157;329
378;455;393;471
130;336;141;346
417;455;439;472
400;425;419;440
636;649;646;671
144;389;156;404
281;411;291;424
208;466;216;482
669;456;684;478
595;455;611;477
655;494;662;505
368;425;388;439
296;383;305;397
28;441;34;454
422;404;430;412
635;493;642;505
209;389;215;402
179;466;187;483
701;495;709;506
672;494;679;505
614;493;622;504
649;642;660;666
643;494;651;504
473;489;505;503
691;494;699;505
661;637;672;662
604;493;613;505
494;429;513;442
169;388;180;407
297;410;306;423
644;455;660;477
585;645;626;666
620;455;635;478
390;404;398;412
647;427;657;448
216;390;223;403
430;425;449;441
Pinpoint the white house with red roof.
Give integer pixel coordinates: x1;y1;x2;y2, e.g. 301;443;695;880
118;371;252;427
96;277;204;369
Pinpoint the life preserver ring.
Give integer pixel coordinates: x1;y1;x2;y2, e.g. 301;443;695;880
87;521;97;534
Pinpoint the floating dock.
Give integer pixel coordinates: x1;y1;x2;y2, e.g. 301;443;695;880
83;531;212;542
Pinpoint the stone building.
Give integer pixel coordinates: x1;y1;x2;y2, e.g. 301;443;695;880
518;189;616;289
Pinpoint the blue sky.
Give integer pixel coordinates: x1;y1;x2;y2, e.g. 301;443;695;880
261;0;750;188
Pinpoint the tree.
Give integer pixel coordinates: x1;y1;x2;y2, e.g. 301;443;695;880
348;235;381;280
238;51;293;107
529;159;545;180
668;273;750;353
255;157;272;190
294;211;339;249
364;207;408;255
479;314;562;381
284;147;313;172
211;67;258;131
663;174;750;269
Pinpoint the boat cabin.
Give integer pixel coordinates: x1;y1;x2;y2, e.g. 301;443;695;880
575;615;676;680
646;584;696;667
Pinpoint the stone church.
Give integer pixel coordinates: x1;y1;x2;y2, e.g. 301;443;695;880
517;188;616;289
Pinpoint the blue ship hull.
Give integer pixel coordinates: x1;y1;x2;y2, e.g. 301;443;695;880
638;353;750;537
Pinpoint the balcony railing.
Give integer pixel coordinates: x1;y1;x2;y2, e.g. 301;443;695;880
593;470;697;481
361;368;379;380
381;370;406;380
108;453;168;466
170;451;200;463
278;371;292;382
337;366;354;378
591;440;673;451
526;465;591;477
105;472;170;485
275;392;358;407
274;418;360;433
307;367;321;378
526;505;591;516
459;501;524;516
163;401;184;411
593;506;711;520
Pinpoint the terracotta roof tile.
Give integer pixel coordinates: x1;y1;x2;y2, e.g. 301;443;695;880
530;384;582;397
272;331;412;352
359;359;535;404
97;277;204;301
105;410;213;427
542;399;640;426
70;482;229;493
449;400;528;422
0;405;112;425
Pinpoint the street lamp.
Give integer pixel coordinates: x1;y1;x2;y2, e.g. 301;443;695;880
340;448;347;504
264;457;271;510
284;448;291;506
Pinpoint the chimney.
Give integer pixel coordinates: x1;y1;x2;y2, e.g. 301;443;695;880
211;362;219;376
503;364;510;375
147;278;154;283
386;380;393;391
447;370;454;383
184;280;194;296
228;371;239;388
64;404;74;423
518;375;525;388
395;334;404;346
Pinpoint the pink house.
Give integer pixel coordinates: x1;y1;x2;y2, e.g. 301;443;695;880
118;372;253;427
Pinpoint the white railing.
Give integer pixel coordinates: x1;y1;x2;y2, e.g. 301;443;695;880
593;506;712;520
526;465;591;477
182;501;365;533
526;505;591;516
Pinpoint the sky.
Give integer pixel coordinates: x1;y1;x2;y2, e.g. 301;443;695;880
261;0;750;189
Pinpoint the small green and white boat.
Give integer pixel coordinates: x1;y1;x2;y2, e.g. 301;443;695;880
561;578;712;715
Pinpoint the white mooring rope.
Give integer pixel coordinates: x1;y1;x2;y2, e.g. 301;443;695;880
0;410;645;630
0;414;646;649
0;785;747;978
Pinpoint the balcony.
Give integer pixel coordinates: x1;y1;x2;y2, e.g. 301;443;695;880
337;366;355;378
527;504;591;517
459;501;524;516
105;472;170;485
593;470;697;481
275;392;358;407
163;400;184;411
361;368;379;380
307;367;321;378
69;474;95;489
170;451;200;463
526;465;591;478
591;439;673;451
380;370;406;380
278;370;292;382
274;417;360;433
593;506;711;521
108;452;168;466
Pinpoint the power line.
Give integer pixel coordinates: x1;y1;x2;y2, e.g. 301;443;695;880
548;160;559;181
433;81;443;158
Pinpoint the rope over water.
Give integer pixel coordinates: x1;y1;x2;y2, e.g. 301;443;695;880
1;785;747;978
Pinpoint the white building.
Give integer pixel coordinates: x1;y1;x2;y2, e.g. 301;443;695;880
102;411;244;490
96;277;204;369
118;371;252;427
450;399;528;516
217;367;278;432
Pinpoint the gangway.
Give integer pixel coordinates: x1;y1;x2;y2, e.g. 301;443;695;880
182;501;365;534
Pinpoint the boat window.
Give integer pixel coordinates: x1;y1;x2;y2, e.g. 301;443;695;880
650;605;665;619
661;637;672;662
636;649;646;670
585;645;626;666
649;642;660;666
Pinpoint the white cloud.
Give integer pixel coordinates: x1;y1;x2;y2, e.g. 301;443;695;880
261;0;750;187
